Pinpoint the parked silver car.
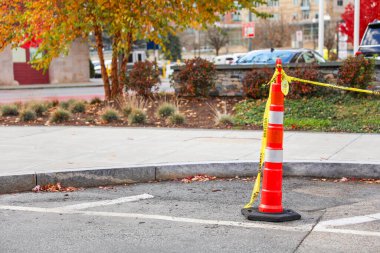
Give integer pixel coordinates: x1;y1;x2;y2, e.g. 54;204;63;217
358;19;380;60
235;48;326;65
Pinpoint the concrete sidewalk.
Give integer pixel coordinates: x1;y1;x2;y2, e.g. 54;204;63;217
1;126;379;193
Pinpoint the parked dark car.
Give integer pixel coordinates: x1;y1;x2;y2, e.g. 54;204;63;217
358;19;380;59
234;48;326;65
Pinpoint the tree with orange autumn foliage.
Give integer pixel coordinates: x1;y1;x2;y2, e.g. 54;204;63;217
0;0;269;101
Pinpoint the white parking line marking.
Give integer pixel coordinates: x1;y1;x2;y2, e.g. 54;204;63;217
52;193;154;211
0;204;310;232
312;212;380;237
314;227;380;237
1;199;379;237
317;213;380;227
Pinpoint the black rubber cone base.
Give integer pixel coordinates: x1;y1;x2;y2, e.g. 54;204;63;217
241;208;301;222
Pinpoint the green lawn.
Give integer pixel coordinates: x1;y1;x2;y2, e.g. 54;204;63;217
234;95;380;133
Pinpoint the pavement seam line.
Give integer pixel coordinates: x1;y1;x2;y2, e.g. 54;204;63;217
293;209;326;253
327;134;362;160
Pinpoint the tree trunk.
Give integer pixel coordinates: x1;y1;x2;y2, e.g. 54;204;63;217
215;48;219;56
119;32;133;96
110;32;121;100
94;25;111;101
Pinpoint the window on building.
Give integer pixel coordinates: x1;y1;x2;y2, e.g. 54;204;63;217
12;48;26;63
232;11;241;21
29;47;42;61
301;0;310;7
337;0;343;6
232;0;242;21
302;10;310;20
267;0;279;7
293;0;299;5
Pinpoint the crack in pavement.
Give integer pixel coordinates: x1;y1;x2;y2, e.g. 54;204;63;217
293;209;326;253
327;134;362;160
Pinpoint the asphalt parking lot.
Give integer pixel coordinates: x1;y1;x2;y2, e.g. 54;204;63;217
1;177;379;253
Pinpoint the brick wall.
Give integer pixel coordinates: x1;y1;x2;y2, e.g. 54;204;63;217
173;62;380;96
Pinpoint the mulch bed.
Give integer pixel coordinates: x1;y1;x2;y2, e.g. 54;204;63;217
0;97;259;130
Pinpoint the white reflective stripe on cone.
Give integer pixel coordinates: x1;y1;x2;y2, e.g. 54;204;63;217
265;149;283;163
269;111;284;125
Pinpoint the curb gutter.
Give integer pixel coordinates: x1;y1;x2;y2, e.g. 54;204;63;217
1;161;379;194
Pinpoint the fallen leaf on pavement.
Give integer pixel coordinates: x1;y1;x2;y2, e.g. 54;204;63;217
181;174;217;183
99;186;114;190
32;182;83;193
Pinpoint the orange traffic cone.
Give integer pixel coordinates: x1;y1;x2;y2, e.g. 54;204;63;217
242;59;301;222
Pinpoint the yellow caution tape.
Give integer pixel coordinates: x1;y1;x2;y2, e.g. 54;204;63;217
281;70;380;96
244;82;273;209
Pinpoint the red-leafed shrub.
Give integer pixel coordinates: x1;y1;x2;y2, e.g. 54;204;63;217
242;68;272;99
127;61;160;97
338;55;375;90
173;57;216;97
285;64;320;98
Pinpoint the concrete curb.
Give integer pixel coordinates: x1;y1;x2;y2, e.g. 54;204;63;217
1;161;379;194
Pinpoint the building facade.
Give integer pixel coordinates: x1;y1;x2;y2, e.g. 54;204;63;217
0;39;90;86
185;0;352;55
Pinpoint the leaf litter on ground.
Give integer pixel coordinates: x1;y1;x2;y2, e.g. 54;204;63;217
32;182;83;192
180;174;255;183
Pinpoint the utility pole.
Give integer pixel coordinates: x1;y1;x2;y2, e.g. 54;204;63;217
354;0;360;54
318;0;324;56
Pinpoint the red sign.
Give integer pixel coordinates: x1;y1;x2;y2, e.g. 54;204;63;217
242;22;255;38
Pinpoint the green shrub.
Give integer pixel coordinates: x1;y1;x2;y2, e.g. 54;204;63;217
284;64;320;98
126;61;160;97
169;113;185;125
50;109;71;123
218;114;235;126
1;105;19;116
70;101;86;113
101;108;120;123
172;57;216;97
90;97;102;105
128;109;147;124
157;103;176;118
122;105;133;117
30;103;47;116
59;101;70;110
242;68;272;99
46;99;59;108
338;55;375;91
20;110;36;122
209;102;234;126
